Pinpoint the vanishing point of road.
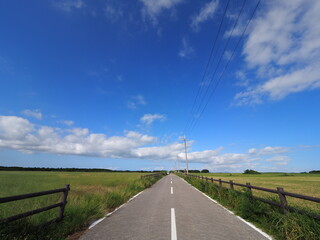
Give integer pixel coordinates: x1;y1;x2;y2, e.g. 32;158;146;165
80;174;271;240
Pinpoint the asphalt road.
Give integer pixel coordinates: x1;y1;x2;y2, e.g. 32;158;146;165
80;174;271;240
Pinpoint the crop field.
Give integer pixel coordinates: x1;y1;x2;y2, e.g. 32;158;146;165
194;172;320;213
0;171;162;239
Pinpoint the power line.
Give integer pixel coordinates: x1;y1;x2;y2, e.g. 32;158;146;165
183;0;231;135
187;0;261;136
185;0;247;136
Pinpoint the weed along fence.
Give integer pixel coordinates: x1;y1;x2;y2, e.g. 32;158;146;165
141;172;165;179
186;174;320;219
0;184;70;225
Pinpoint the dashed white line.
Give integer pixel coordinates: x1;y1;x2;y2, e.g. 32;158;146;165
171;186;173;194
171;181;172;184
171;208;177;240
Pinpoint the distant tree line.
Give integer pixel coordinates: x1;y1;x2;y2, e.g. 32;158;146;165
243;169;320;174
0;166;165;173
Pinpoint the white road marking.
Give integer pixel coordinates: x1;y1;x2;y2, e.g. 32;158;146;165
171;186;173;194
171;181;172;184
171;208;177;240
88;217;105;229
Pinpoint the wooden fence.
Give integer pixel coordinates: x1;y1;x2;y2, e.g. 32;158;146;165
0;184;70;225
141;172;165;179
186;174;320;220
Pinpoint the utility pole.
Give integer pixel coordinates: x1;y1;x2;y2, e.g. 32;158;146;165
176;156;180;173
181;136;189;174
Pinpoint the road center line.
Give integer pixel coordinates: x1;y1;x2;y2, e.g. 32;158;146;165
171;208;177;240
171;186;173;194
171;181;172;184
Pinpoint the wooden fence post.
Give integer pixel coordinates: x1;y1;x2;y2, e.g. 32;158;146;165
211;177;213;184
229;180;234;190
57;184;70;222
219;179;222;188
277;187;288;213
246;183;252;194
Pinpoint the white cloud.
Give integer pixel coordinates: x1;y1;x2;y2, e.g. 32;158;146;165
127;95;147;109
54;0;85;12
139;0;184;25
22;109;42;120
0;115;297;171
140;114;166;125
191;0;219;31
0;116;34;140
178;37;194;58
234;0;320;105
0;115;157;157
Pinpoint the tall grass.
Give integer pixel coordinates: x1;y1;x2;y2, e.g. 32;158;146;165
193;172;320;212
0;171;163;240
180;174;320;240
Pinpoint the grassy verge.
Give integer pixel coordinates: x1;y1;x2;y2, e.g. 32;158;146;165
0;171;163;240
193;172;320;212
179;174;320;240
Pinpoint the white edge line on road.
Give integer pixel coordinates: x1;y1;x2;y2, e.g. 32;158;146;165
179;177;272;240
171;208;177;240
88;190;144;229
88;217;105;229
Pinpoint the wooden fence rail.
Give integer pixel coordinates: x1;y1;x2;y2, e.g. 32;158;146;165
185;174;320;219
0;184;70;225
141;172;165;179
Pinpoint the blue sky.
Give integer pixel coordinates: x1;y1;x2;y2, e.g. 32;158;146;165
0;0;320;172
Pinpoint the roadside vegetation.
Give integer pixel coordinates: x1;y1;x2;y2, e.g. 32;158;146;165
0;171;163;240
192;171;320;212
179;173;320;240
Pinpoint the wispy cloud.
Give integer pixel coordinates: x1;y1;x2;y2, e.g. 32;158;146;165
105;4;123;23
247;146;290;156
140;113;166;125
139;0;184;25
21;109;42;120
127;95;147;109
178;37;194;58
58;120;74;126
53;0;85;12
234;0;320;105
191;0;219;31
265;155;290;166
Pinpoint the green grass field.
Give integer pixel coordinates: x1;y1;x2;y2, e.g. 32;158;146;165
192;172;320;213
0;171;163;240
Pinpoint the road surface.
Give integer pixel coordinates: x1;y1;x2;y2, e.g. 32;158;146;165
80;174;271;240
